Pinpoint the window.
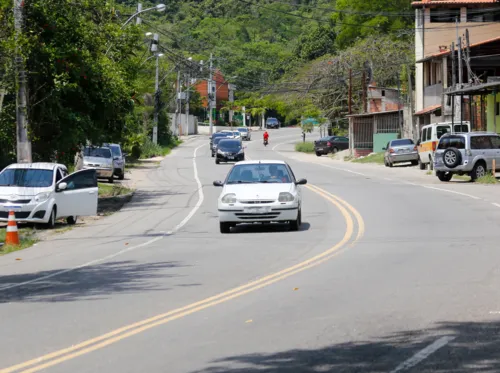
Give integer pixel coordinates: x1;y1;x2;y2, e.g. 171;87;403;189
438;135;466;149
0;169;54;188
110;145;122;158
55;169;63;183
421;128;427;142
338;137;349;142
218;140;241;151
471;136;493;149
454;124;469;133
426;128;432;141
467;8;500;22
491;136;500;149
391;139;414;147
84;147;112;159
226;163;293;184
63;170;97;190
430;8;460;23
437;126;450;139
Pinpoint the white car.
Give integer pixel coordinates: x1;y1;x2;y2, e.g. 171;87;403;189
0;163;98;227
213;160;307;233
231;131;242;140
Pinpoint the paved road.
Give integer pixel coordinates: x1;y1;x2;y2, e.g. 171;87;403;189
2;128;500;372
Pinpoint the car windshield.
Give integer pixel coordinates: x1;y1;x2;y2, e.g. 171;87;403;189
213;137;225;145
438;136;466;150
84;147;112;158
218;140;241;150
0;168;54;187
110;146;121;157
226;163;292;184
267;119;278;123
237;128;248;132
391;139;414;146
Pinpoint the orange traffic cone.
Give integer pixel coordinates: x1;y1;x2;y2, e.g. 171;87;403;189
5;211;20;246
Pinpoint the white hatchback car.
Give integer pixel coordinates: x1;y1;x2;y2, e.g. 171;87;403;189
0;163;98;227
213;160;307;233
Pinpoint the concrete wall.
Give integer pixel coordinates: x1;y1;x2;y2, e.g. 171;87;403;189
486;93;500;134
373;133;399;153
169;114;198;136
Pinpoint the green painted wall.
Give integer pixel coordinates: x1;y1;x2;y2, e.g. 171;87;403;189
373;133;399;153
486;94;500;134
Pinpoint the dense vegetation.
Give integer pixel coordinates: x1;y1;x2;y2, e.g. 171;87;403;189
0;0;414;167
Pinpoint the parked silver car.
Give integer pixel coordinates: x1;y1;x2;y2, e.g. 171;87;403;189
108;144;126;180
383;138;419;167
434;132;500;182
237;127;251;141
82;146;115;183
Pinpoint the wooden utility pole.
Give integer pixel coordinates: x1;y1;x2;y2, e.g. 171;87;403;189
407;65;415;141
362;71;367;113
348;69;352;115
458;36;463;85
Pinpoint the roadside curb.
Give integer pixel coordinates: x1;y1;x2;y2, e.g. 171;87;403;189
98;191;135;213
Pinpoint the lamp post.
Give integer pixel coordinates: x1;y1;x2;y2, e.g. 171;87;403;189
122;4;166;28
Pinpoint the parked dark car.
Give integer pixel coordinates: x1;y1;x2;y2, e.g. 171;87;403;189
211;136;228;157
215;139;245;164
314;136;349;156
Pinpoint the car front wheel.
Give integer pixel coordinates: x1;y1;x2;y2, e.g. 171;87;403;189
220;222;231;234
47;207;57;229
290;208;301;231
436;171;453;182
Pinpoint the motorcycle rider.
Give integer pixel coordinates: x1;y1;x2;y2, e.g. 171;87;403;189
263;130;269;145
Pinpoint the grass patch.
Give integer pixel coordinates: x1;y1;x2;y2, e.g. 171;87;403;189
98;183;133;197
161;139;183;156
352;152;385;165
295;142;315;153
426;170;433;175
453;174;471;181
0;228;38;255
477;173;497;184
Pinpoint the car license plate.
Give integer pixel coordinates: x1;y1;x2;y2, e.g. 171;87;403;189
227;156;234;159
244;206;270;214
317;148;323;151
3;205;22;211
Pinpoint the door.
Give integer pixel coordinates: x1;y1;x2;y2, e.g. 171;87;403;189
470;135;493;170
55;169;98;218
336;137;349;150
491;136;500;171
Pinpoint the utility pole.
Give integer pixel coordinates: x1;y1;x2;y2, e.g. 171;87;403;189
136;3;142;25
208;53;214;135
451;42;456;87
407;65;415;141
348;69;352;115
457;36;463;85
362;71;367;113
152;33;159;144
465;29;472;83
175;69;181;137
185;72;190;136
13;0;32;163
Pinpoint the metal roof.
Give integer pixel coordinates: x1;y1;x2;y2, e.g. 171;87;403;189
416;36;500;63
446;81;500;95
346;109;402;118
412;0;499;7
414;104;442;115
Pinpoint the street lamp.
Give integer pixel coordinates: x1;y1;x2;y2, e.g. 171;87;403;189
122;4;166;28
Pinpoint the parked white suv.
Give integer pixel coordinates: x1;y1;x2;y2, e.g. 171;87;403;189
0;163;98;227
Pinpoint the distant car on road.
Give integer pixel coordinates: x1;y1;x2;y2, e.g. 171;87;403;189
215;139;245;164
237;127;251;141
210;132;232;150
314;136;349;156
231;131;242;140
0;163;98;228
383;139;418;167
83;146;115;183
107;143;126;180
266;117;280;129
434;132;500;182
213;160;307;233
212;136;229;157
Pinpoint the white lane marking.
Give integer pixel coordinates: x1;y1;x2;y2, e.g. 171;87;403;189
489;310;500;314
315;163;367;177
492;203;500;208
389;336;456;373
422;186;480;200
0;143;207;292
384;178;393;181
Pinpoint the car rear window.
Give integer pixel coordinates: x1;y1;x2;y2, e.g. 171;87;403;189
454;124;469;133
237;128;248;132
84;147;112;158
436;126;451;139
391;139;414;146
438;136;466;150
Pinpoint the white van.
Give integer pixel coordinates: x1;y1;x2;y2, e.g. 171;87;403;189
417;121;470;170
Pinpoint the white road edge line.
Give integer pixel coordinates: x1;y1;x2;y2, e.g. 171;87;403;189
422;185;480;200
0;143;207;292
389;336;456;373
492;203;500;208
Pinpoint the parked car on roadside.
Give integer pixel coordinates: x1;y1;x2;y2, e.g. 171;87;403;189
0;163;98;227
417;121;470;170
314;136;349;156
107;143;126;180
434;132;500;182
237;127;251;141
383;139;419;167
82;146;115;183
215;139;245;164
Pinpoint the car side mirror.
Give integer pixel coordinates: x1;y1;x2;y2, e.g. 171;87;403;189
57;182;68;191
213;180;224;187
295;178;307;185
417;140;421;146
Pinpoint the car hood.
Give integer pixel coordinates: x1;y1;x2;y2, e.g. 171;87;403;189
0;186;53;199
222;183;293;200
84;156;113;164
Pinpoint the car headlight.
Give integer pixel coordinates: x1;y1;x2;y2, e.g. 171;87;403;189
34;192;51;203
238;148;244;154
217;149;225;155
221;193;237;204
278;192;295;202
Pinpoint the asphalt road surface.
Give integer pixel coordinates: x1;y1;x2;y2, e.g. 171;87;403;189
2;128;500;373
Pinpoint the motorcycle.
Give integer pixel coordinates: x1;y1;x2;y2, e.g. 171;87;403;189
263;138;268;146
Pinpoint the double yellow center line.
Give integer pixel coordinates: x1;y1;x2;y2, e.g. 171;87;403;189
1;184;364;373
